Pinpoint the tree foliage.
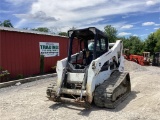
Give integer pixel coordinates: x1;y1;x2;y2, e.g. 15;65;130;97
104;25;117;42
58;32;67;36
143;29;160;54
143;33;157;55
0;20;13;28
120;36;144;54
154;29;160;52
118;28;160;56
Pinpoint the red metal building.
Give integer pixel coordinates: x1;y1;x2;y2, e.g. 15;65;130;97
0;27;70;80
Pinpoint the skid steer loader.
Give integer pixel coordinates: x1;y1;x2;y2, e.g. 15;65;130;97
47;27;131;108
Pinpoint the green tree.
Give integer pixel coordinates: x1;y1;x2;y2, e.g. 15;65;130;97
104;25;117;42
32;27;50;33
155;41;160;52
0;20;13;27
143;33;157;55
120;36;144;55
154;29;160;52
130;36;144;54
58;32;67;36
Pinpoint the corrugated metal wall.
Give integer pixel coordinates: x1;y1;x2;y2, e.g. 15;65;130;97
0;30;69;79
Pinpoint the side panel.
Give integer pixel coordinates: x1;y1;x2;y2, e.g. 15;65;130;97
86;40;124;103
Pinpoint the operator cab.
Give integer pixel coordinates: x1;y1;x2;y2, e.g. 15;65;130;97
67;27;109;72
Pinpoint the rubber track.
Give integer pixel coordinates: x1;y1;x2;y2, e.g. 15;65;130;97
46;81;57;98
94;71;131;108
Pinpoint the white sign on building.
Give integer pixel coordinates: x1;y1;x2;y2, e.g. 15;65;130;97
39;42;59;57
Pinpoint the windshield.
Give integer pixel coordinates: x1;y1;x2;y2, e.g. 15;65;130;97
88;39;106;52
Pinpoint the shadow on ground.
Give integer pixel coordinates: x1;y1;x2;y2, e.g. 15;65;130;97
49;91;139;116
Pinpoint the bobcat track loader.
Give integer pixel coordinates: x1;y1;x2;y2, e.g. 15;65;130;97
47;27;131;108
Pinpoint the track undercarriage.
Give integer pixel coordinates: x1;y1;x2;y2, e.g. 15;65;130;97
47;71;131;108
94;71;131;108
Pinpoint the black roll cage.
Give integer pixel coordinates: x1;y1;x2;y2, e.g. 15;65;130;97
67;27;108;62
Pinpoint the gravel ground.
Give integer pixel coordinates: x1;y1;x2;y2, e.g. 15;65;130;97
0;61;160;120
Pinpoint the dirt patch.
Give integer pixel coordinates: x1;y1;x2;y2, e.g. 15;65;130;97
124;59;147;72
